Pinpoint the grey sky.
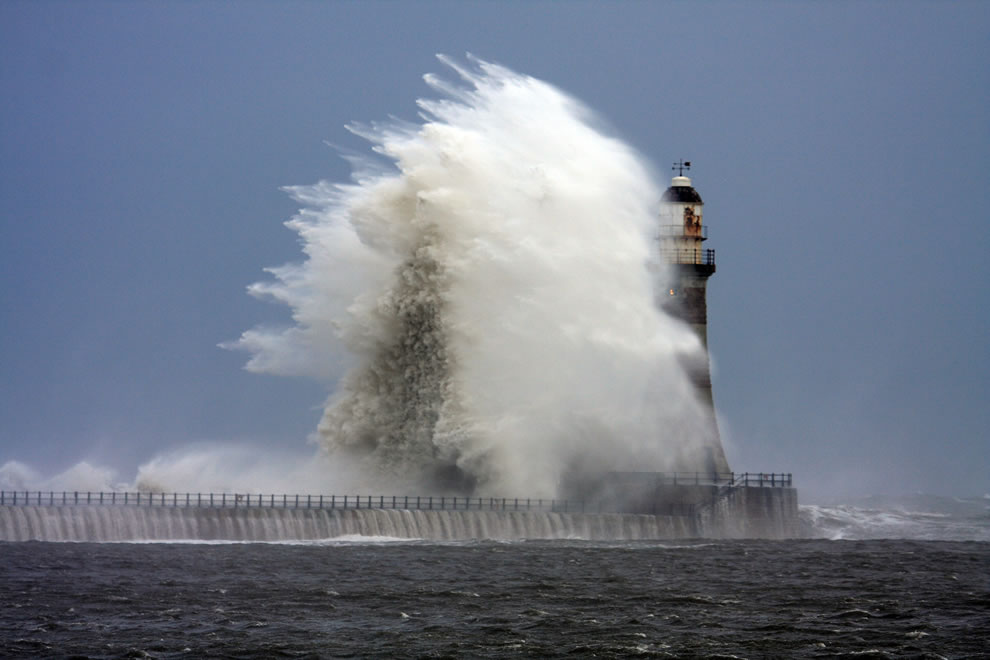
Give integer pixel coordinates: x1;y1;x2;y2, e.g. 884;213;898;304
1;1;987;500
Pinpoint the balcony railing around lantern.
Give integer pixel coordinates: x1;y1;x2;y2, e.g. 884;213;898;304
659;224;708;240
661;248;716;266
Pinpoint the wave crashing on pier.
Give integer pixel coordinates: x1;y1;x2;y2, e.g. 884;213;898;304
229;56;711;497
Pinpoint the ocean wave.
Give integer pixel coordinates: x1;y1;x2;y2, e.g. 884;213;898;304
800;494;990;541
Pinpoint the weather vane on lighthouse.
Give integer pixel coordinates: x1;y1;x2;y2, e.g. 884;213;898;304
672;160;692;176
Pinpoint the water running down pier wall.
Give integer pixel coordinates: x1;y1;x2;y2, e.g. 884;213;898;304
0;481;799;542
0;506;700;543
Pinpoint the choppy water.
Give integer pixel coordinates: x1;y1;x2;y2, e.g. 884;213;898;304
800;494;990;542
2;538;988;659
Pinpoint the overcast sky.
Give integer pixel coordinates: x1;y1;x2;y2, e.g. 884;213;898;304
1;1;987;500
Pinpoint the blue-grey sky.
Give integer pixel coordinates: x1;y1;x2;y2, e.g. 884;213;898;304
1;1;987;500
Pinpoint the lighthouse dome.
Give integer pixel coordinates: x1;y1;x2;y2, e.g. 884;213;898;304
661;176;703;204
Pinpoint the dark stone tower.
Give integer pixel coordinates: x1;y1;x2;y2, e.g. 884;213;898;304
658;163;730;475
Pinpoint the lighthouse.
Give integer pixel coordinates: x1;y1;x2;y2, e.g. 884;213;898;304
659;161;731;475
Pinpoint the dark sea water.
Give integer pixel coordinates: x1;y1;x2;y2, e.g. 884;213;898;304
2;538;988;659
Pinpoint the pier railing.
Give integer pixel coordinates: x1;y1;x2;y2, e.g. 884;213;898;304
0;473;792;513
598;471;791;487
1;491;590;513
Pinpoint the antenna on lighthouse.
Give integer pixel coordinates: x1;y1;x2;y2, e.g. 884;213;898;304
672;160;691;176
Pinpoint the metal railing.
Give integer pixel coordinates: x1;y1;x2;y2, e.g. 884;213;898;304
0;491;586;513
736;473;792;487
694;472;794;517
0;474;791;513
661;248;715;266
598;471;739;486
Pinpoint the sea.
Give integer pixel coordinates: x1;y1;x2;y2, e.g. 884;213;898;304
2;495;988;659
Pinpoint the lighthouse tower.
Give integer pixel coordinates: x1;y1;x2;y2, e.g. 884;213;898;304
659;161;730;475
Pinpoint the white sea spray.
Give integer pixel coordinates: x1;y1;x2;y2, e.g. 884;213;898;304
227;56;711;496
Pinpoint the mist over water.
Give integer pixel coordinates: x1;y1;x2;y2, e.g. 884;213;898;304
229;56;710;497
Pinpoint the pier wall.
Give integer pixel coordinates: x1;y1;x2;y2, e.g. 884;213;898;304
697;486;800;539
0;505;696;543
0;479;801;542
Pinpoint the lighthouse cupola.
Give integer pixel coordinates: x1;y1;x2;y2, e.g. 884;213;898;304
659;161;712;274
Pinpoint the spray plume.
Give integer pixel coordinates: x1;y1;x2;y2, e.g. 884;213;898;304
229;56;711;497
